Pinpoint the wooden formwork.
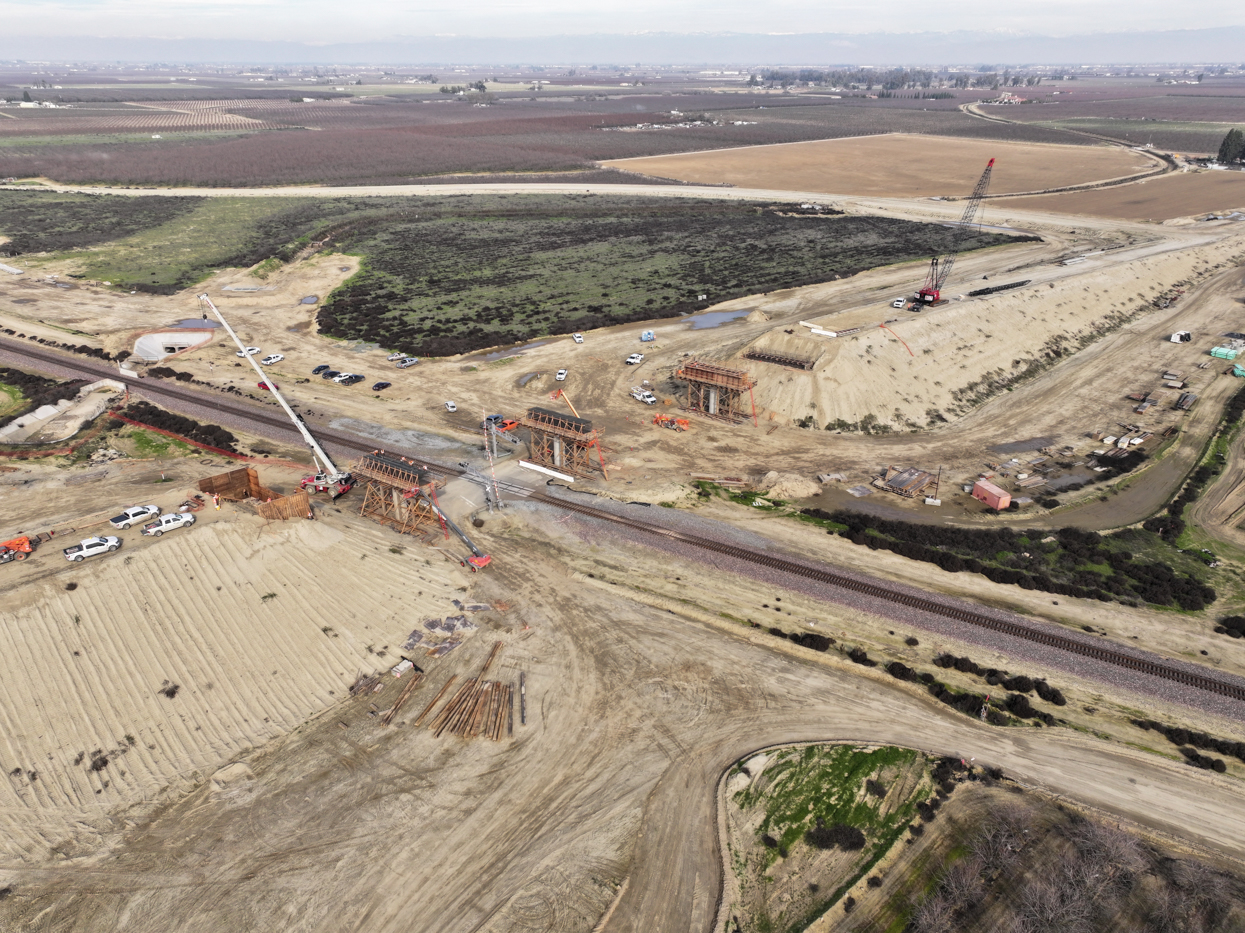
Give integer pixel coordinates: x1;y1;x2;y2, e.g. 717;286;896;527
349;453;442;536
520;407;607;478
198;466;311;522
675;359;758;425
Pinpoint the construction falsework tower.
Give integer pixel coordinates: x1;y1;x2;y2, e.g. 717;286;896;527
675;359;758;425
520;406;608;478
349;452;443;536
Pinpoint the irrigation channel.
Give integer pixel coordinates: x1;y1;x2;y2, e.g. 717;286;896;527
6;336;1245;705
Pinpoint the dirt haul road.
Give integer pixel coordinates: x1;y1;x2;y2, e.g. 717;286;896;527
2;522;1243;933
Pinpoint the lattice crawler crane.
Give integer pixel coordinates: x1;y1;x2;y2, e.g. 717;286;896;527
913;158;994;308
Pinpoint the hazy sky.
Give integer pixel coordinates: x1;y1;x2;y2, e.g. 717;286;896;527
1;0;1240;41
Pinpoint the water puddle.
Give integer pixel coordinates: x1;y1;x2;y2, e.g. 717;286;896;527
688;310;749;330
470;339;550;362
518;372;540;387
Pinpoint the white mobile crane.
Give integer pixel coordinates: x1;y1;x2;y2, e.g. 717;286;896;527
197;295;354;498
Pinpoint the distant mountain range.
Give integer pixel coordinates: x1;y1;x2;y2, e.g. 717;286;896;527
2;28;1242;67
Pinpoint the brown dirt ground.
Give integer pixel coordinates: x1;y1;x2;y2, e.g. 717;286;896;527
1;503;1244;933
603;135;1155;198
995;170;1245;222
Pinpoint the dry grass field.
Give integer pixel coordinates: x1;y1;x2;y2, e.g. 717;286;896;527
995;170;1245;221
604;135;1155;198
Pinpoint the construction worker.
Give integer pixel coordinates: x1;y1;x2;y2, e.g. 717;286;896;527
212;493;220;511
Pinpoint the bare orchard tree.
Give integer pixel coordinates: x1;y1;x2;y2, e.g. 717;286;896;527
1016;879;1094;933
911;893;956;933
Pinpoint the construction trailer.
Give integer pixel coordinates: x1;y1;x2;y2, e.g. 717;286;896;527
520;406;607;478
349;453;443;536
675;359;758;424
972;479;1012;510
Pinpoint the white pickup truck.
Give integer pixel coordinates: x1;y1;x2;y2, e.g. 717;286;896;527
110;505;159;530
142;513;196;537
631;386;657;405
63;536;120;562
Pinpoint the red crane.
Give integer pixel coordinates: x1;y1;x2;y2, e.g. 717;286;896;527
915;157;995;307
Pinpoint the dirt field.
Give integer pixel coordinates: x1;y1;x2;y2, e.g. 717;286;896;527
1;504;1244;933
0;462;471;862
5;181;1245;930
994;170;1245;222
603;135;1157;198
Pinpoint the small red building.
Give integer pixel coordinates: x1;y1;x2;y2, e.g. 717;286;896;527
972;479;1011;510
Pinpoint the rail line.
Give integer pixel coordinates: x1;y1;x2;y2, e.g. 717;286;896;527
7;338;1245;704
532;494;1245;704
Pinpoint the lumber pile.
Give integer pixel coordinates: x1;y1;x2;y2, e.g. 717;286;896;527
423;642;515;742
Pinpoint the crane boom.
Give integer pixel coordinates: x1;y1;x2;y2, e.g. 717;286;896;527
916;157;994;306
197;295;353;495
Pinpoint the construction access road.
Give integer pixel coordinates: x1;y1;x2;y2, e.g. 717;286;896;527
2;532;1243;933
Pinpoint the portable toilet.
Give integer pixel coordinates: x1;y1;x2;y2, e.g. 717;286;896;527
640;330;656;342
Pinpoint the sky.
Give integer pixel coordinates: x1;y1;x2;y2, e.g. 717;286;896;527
1;0;1241;43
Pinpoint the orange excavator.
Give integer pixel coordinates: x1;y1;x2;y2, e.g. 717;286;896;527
0;536;36;565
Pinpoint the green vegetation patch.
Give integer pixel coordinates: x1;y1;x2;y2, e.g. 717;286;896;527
729;745;931;932
0;190;202;254
122;428;192;458
316;194;1030;356
806;510;1217;611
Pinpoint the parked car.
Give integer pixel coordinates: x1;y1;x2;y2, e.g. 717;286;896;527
235;346;260;357
312;364;330;375
386;351;407;361
572;333;584;344
625;353;645;365
63;536;120;562
891;297;906;308
445;401;457;412
371;381;391;391
260;354;284;365
141;513;196;537
396;358;420;369
258;381;278;391
335;373;364;385
321;369;341;380
631;386;657;405
555;369;568;381
110;505;160;529
482;414;520;432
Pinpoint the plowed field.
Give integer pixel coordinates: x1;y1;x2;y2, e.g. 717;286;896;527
604;134;1155;198
994;170;1245;221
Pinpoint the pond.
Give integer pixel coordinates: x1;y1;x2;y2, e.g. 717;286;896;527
688;309;750;330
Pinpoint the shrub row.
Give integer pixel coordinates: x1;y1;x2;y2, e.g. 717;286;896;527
887;662;1059;726
121;400;238;453
1216;615;1245;639
1132;718;1245;765
804;508;1215;611
1;329;129;363
932;654;1067;705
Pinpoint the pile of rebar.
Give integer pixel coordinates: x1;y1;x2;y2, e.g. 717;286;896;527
420;642;515;742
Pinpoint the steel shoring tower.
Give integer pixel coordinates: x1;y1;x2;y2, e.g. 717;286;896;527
917;157;995;306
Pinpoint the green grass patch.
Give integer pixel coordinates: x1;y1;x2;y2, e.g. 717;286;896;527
125;428;193;458
0;382;24;417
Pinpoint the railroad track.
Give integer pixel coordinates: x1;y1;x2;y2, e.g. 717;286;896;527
8;338;1245;704
533;493;1245;704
